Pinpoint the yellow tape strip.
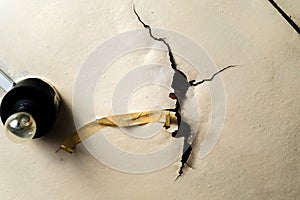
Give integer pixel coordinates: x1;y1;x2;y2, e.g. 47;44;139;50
60;110;177;153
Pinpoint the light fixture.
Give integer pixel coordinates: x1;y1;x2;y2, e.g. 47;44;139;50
0;70;61;142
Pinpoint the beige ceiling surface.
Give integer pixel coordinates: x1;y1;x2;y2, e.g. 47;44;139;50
0;0;299;200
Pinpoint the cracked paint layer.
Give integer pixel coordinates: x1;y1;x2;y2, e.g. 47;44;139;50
133;6;237;180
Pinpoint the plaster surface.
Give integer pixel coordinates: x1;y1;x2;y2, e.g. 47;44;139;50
0;1;299;199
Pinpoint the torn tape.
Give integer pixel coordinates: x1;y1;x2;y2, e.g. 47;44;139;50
60;110;177;153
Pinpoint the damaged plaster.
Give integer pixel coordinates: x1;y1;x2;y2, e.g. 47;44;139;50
133;6;237;179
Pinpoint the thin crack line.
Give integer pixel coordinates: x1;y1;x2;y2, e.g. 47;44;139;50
133;5;177;70
133;5;237;86
189;65;237;86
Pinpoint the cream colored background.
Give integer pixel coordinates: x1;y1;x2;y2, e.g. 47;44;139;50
0;0;299;199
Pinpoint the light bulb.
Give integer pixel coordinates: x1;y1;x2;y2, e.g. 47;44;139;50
5;112;36;143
